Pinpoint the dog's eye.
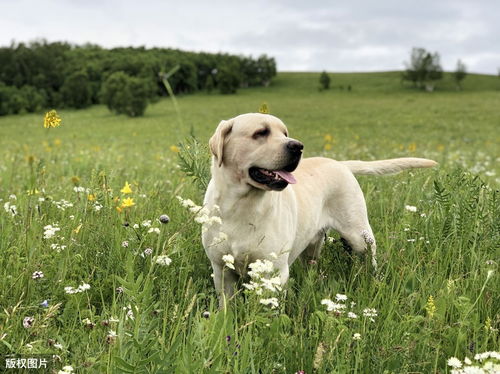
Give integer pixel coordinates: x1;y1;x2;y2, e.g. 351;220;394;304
253;128;270;139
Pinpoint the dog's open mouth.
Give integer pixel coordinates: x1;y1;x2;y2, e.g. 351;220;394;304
249;162;298;191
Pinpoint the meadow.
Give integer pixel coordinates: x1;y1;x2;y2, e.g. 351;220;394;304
0;72;499;373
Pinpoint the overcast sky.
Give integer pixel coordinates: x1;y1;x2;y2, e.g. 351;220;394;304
1;0;498;74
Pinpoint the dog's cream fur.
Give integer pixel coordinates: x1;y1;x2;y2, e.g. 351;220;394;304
202;113;436;307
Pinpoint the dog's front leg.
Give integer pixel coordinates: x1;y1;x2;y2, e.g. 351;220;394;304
211;261;239;309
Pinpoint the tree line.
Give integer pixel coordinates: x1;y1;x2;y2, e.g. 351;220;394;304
0;40;277;116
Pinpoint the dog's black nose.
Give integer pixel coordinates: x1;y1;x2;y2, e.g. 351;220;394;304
287;140;304;153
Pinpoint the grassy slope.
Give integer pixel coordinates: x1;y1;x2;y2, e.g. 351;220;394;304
0;72;498;373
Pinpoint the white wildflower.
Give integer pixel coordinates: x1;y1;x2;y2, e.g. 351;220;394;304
347;312;358;319
4;201;17;216
405;205;417;212
23;316;35;328
447;357;462;368
259;297;279;309
148;227;160;234
335;293;348;301
362;308;378;318
9;194;17;200
321;299;346;313
248;259;274;278
222;254;235;270
141;220;152;227
155;255;172;266
32;271;44;280
353;333;361;341
43;224;60;239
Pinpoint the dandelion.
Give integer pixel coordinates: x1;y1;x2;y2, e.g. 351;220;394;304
121;197;135;208
120;182;133;194
353;333;362;341
405;205;417;212
23;316;35;328
32;271;44;280
222;254;235;270
43;109;62;128
447;357;462;369
259;297;279;309
156;255;172;266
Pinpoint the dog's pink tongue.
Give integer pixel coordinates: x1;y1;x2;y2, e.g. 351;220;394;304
275;170;297;184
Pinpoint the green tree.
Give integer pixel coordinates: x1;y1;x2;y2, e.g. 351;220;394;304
217;64;240;94
61;70;92;108
453;60;467;90
21;85;46;112
319;71;331;90
402;48;443;91
100;71;149;117
205;74;215;93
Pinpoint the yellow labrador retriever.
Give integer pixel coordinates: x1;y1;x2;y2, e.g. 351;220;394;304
202;113;436;306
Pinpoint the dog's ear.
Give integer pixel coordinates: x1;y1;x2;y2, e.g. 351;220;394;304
209;119;233;167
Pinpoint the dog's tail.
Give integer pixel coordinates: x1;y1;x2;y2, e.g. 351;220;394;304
341;157;437;176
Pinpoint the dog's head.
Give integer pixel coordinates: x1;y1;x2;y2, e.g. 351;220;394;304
209;113;303;191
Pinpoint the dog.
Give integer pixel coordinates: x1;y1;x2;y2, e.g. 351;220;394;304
201;113;437;307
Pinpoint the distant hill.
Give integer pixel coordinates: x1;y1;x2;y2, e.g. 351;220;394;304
272;71;499;93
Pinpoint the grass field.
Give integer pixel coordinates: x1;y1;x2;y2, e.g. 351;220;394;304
0;72;499;373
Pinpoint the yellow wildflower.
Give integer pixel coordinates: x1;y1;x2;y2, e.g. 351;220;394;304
71;176;81;185
73;224;82;234
259;103;269;114
120;182;133;194
87;194;96;201
121;197;135;208
116;206;123;213
425;295;436;318
43;110;62;128
324;134;333;142
170;145;180;153
408;142;417;152
27;188;39;195
53;138;62;146
324;143;332;151
437;144;445;152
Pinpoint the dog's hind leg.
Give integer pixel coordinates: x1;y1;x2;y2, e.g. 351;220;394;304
211;261;239;309
336;226;377;270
